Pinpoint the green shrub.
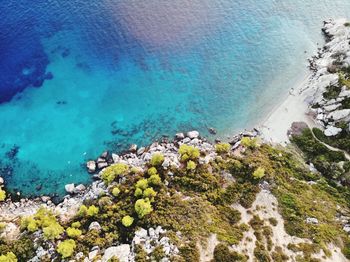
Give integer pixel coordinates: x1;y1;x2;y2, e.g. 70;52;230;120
143;187;157;199
179;144;200;162
213;243;247;262
112;187;121;197
148;174;162;186
215;143;231;154
0;188;6;202
101;163;129;184
0;252;17;262
71;221;81;228
57;239;76;258
87;205;99;217
187;160;197;171
78;205;88;216
134;188;143;198
323;85;341;100
148;167;158;176
136;179;149;190
135;199;153;218
253;167;265;180
150;153;165;166
66;227;82;238
122;216;134;227
241;137;258;149
43;222;64;240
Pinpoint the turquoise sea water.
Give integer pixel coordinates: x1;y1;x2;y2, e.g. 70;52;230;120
1;0;350;197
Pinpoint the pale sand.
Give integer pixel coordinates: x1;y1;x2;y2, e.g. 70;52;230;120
259;73;318;145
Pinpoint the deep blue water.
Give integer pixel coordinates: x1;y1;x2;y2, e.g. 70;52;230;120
1;0;350;197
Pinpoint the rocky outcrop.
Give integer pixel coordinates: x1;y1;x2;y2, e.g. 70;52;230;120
101;245;130;262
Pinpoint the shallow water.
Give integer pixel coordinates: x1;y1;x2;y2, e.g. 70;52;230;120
1;0;350;196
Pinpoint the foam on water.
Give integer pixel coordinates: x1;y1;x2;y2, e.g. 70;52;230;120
1;0;350;196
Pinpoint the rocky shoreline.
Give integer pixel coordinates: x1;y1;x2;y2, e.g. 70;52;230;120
1;18;350;262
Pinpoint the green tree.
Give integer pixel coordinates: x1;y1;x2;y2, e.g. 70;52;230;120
0;187;6;202
134;188;143;198
187;160;197;171
43;222;64;240
253;167;265;180
101;163;129;184
147;167;158;176
215;143;231;154
136;179;149;190
112;187;121;197
143;187;157;199
179;144;200;162
148;174;162;186
135;199;153;218
150;153;165;166
0;252;17;262
87;205;99;217
57;239;76;258
122;216;134;227
241;137;258;149
66;227;82;238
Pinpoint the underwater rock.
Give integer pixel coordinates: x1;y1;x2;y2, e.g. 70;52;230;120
64;183;75;194
86;161;96;173
186;130;199;139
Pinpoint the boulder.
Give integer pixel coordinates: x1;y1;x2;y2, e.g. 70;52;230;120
65;184;75;194
343;224;350;233
74;184;86;194
175;133;185;140
186;131;199;139
324;126;342;136
101;245;130;262
86;161;96;173
306;217;319;224
89;222;102;232
327;109;350;121
97;161;108;169
137;147;146;155
208;127;217;135
0;177;3;185
129;144;138;153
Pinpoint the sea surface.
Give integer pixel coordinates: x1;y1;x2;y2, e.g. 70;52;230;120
1;0;350;197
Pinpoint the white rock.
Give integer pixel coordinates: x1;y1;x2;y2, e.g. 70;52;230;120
0;177;3;184
343;224;350;233
306;217;319;224
324;126;342;136
175;133;185;139
186;130;199;139
327;109;350;121
102;245;130;262
74;184;86;194
65;184;75;194
323;103;341;112
89;221;101;232
89;249;99;260
86;161;96;173
135;228;148;238
112;154;120;163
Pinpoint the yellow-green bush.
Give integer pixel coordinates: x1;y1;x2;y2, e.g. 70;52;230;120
66;227;82;238
215;143;231;154
57;239;76;258
0;252;17;262
150;153;165;166
135;199;153;218
101;163;129;184
252;167;265;180
112;187;121;197
0;187;6;202
179;144;200;162
186;160;197;171
122;216;134;227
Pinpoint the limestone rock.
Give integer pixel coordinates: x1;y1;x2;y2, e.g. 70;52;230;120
86;161;96;173
327;109;350;121
306;217;319;224
89;221;102;232
324;126;342;136
101;245;130;262
186;130;199;139
65;184;75;194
